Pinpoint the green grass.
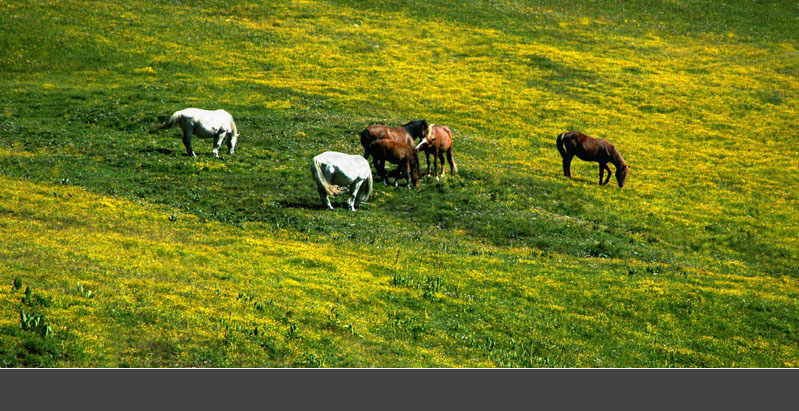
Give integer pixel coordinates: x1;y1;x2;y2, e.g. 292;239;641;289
1;0;798;367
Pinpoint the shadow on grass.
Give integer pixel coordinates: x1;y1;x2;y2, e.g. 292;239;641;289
278;199;375;212
139;147;175;156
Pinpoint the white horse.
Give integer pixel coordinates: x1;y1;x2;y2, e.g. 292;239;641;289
150;108;239;158
310;151;373;211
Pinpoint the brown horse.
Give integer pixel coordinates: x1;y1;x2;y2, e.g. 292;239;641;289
415;124;457;179
364;139;420;188
359;120;428;157
556;131;630;187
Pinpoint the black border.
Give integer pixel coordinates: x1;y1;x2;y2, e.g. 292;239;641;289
1;369;797;409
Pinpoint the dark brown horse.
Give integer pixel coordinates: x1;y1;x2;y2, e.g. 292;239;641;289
359;120;428;157
364;139;420;188
415;124;457;179
556;131;630;187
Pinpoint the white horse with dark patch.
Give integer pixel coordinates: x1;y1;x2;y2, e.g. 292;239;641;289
310;151;373;211
150;108;239;158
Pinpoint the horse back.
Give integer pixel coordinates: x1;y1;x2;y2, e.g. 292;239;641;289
316;151;369;178
433;125;453;149
561;131;615;162
363;125;413;147
581;136;615;162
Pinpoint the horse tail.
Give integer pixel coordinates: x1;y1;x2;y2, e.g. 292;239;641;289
441;125;452;138
360;129;373;156
361;168;374;203
556;132;568;158
363;140;372;160
311;157;346;197
229;118;239;138
150;111;181;133
449;147;458;175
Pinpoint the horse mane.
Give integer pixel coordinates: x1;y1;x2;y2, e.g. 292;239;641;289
425;124;435;142
610;144;627;168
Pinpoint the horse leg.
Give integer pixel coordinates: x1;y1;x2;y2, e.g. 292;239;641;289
371;157;384;184
438;151;446;178
447;149;457;175
226;132;237;155
352;178;367;210
598;163;604;185
212;131;226;158
434;148;440;181
562;154;573;177
181;126;196;157
599;163;611;185
424;151;431;176
317;186;333;210
403;161;412;189
347;180;363;211
378;160;389;185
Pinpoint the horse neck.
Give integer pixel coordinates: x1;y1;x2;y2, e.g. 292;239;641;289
425;124;436;143
610;146;626;168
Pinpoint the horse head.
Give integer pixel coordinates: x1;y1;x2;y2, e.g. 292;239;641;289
616;164;630;187
415;124;437;150
403;120;429;141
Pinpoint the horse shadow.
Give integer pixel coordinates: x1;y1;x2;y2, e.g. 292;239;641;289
277;199;366;211
563;174;596;186
277;200;326;210
140;147;175;156
139;148;226;159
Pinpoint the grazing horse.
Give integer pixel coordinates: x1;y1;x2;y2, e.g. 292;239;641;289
364;139;420;189
415;124;457;179
150;108;239;158
310;151;373;211
359;120;428;157
556;131;630;187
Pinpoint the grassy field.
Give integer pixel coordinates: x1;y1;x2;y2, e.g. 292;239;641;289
1;0;797;367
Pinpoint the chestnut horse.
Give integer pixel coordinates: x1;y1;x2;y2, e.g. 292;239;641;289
359;120;428;157
556;131;630;187
415;124;457;179
364;139;420;188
